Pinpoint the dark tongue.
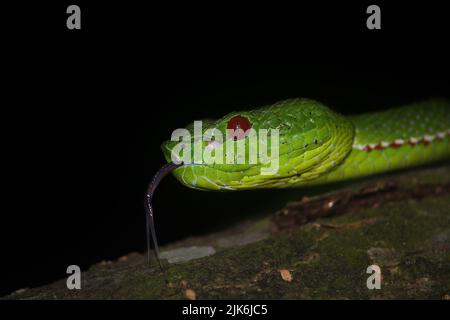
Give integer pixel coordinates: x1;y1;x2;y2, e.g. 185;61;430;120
145;162;183;270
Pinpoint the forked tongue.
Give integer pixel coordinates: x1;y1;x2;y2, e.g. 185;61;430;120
145;161;183;270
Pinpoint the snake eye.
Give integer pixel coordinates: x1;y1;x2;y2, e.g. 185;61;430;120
227;115;252;140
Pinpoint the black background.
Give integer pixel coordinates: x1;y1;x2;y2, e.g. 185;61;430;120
2;2;449;296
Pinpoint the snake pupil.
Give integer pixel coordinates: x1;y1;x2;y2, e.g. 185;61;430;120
227;115;251;140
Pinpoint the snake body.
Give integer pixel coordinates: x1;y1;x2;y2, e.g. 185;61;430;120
162;98;450;190
146;98;450;268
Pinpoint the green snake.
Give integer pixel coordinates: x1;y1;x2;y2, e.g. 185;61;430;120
146;98;450;268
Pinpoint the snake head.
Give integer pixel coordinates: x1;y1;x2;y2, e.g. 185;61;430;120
161;98;354;190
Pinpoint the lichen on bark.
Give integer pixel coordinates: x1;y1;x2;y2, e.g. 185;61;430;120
4;164;450;300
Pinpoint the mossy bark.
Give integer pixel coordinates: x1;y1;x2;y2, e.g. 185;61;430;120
5;164;450;300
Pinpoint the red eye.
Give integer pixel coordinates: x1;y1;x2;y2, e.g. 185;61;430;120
227;115;252;140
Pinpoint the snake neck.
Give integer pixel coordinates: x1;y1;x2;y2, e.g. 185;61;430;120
313;99;450;185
